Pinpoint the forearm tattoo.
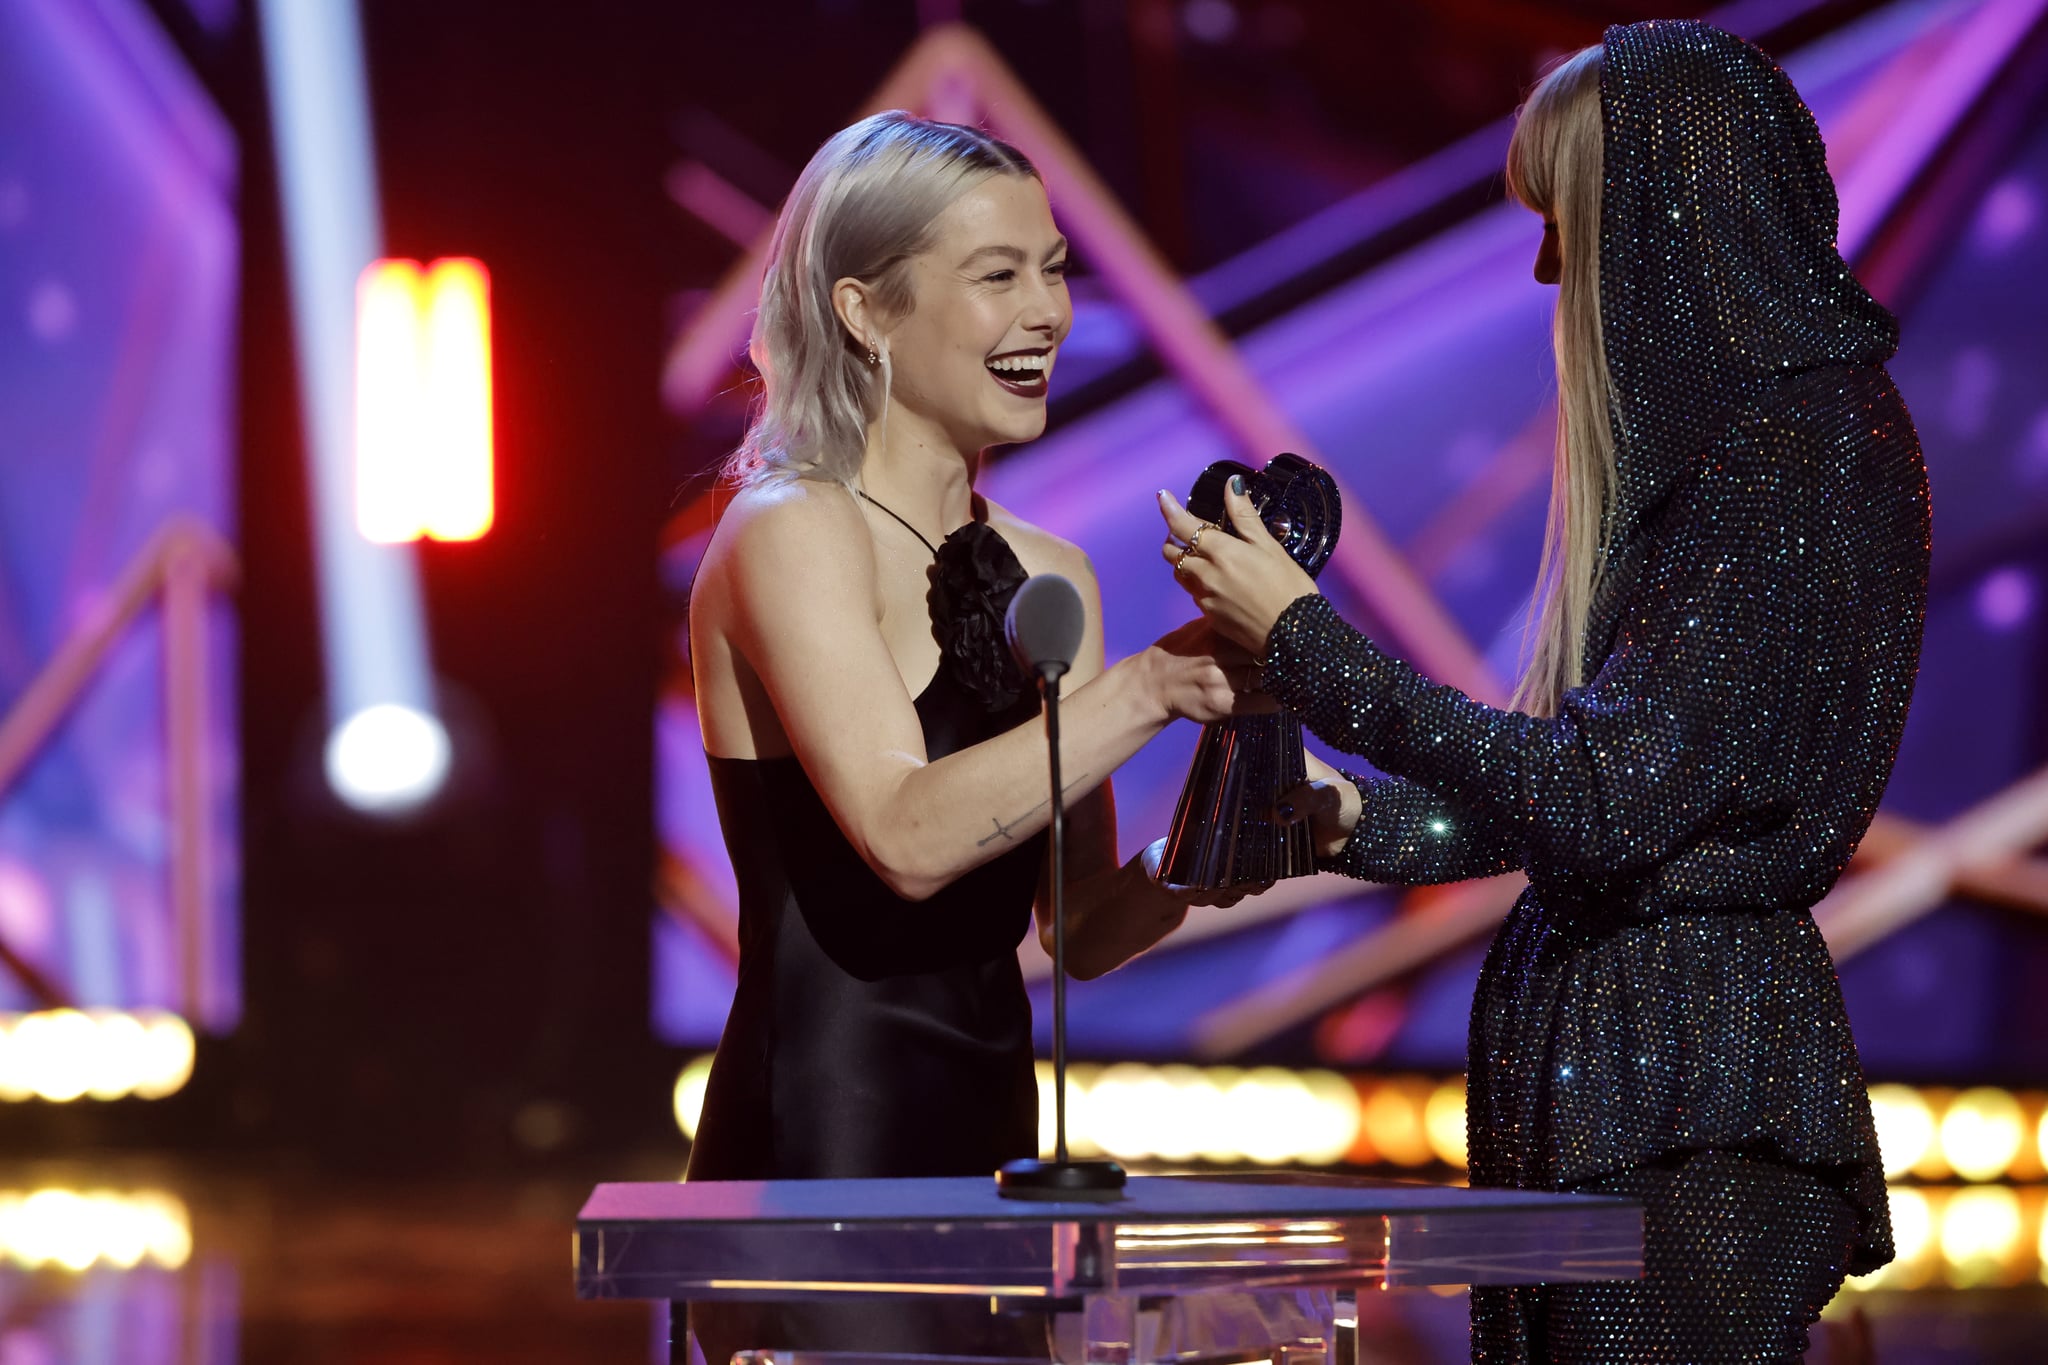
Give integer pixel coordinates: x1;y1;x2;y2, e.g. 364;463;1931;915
978;771;1092;847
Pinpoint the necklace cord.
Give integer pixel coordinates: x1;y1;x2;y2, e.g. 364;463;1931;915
856;488;940;557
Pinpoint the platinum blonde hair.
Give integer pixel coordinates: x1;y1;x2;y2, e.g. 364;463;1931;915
1504;45;1618;717
726;112;1039;488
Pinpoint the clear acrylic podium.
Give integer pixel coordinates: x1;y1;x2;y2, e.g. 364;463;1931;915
576;1173;1641;1363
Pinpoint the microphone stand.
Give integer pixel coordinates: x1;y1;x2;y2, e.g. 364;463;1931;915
996;663;1126;1202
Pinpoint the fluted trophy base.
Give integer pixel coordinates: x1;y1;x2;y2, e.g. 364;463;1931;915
1160;707;1318;888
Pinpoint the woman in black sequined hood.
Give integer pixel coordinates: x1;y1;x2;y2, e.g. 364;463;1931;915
1161;21;1928;1362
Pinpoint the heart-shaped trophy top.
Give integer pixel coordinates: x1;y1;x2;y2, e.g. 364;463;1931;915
1186;453;1342;579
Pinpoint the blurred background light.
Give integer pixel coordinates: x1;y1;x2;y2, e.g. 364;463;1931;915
1974;565;2035;631
1913;1087;1959;1180
673;1053;713;1139
1424;1077;1468;1168
355;260;428;544
1894;1186;1937;1267
1850;1185;1939;1291
1940;1183;2024;1286
1237;1068;1316;1166
1941;1086;2027;1182
678;1059;2047;1193
323;702;453;814
0;1011;195;1103
2039;1188;2048;1287
1296;1069;1363;1166
0;1189;191;1272
1083;1061;1169;1162
1357;1076;1434;1168
1151;1064;1223;1163
1872;1082;1938;1178
356;258;495;544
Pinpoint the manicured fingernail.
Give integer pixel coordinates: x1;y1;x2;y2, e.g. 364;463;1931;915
1277;801;1295;820
1229;474;1245;495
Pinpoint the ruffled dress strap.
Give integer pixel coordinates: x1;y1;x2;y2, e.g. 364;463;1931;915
858;489;1033;717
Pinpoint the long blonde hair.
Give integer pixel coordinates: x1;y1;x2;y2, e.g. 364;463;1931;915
1504;45;1618;716
727;112;1038;488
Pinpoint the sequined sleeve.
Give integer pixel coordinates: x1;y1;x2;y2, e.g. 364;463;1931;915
1264;432;1831;882
1321;771;1518;884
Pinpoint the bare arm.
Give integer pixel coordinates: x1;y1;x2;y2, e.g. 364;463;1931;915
1023;558;1213;979
716;484;1242;902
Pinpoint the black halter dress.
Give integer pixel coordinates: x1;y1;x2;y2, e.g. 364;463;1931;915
686;507;1049;1356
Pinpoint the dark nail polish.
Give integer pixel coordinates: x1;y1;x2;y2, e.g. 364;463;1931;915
1229;474;1245;495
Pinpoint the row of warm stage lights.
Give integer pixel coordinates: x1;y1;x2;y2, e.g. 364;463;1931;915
673;1058;2048;1184
1862;1183;2048;1290
674;1059;2048;1290
0;1011;195;1103
0;1191;191;1272
672;1057;1465;1168
1;1183;2040;1290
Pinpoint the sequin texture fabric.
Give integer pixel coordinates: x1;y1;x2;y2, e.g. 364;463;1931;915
1537;1153;1860;1361
1259;20;1929;1361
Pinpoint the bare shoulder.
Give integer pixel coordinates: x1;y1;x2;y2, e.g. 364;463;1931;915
982;496;1097;591
704;477;875;592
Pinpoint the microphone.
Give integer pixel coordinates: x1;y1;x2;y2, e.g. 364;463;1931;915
995;573;1126;1202
1004;573;1086;682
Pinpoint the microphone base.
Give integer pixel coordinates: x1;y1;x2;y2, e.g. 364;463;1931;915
994;1158;1128;1201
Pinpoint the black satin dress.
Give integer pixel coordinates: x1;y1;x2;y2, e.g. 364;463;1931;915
686;515;1049;1357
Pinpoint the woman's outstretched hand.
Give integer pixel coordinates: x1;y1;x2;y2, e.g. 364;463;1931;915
1141;618;1276;725
1157;479;1319;654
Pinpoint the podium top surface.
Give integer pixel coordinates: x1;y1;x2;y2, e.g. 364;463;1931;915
579;1172;1631;1227
576;1173;1643;1303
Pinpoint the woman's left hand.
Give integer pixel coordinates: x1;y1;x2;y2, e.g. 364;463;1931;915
1138;837;1271;908
1157;479;1319;654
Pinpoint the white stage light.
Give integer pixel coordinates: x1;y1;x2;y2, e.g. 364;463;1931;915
325;703;451;813
260;0;446;800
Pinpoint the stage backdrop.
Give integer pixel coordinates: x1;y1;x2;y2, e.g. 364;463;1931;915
0;0;240;1030
654;0;2048;1076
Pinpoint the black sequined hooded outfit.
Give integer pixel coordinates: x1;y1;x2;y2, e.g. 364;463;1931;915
1260;21;1928;1362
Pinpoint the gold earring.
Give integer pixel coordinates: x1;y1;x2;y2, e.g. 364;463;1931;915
866;344;879;366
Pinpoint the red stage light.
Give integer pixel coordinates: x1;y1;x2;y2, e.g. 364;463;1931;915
355;258;494;543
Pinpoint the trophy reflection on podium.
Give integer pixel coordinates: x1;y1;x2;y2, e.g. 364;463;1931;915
1160;454;1342;889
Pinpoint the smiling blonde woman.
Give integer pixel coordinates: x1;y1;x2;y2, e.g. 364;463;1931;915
685;112;1260;1356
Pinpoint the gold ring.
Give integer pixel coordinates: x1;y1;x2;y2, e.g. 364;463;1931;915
1173;547;1193;580
1184;523;1212;558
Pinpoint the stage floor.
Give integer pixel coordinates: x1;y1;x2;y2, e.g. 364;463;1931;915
0;1155;2041;1364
